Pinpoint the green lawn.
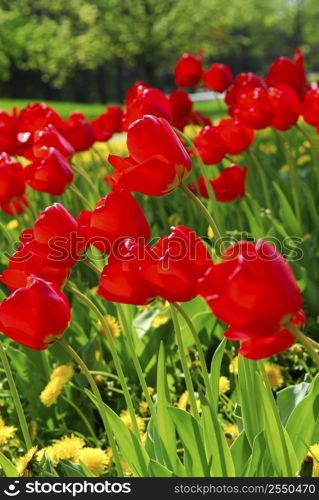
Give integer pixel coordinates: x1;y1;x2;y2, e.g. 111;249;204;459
0;97;226;120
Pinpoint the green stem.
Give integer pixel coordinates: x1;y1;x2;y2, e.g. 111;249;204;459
180;183;223;255
247;149;272;209
59;338;123;475
276;131;301;224
169;304;199;420
173;303;214;406
69;184;93;210
0;342;32;450
289;326;319;368
60;394;97;439
116;304;156;421
71;161;100;197
295;123;319;186
65;284;141;440
173;126;225;234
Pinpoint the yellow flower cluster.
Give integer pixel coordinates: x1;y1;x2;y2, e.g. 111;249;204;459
151;313;169;328
36;435;110;476
264;362;284;390
120;409;145;434
0;416;16;445
40;363;75;407
219;376;230;395
309;444;319;477
98;314;121;338
177;391;201;415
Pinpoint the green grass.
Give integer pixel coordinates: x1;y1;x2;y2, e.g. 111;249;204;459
0;97;226;120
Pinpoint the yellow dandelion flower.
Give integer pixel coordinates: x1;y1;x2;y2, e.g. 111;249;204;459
105;315;121;338
76;447;109;476
207;226;214;239
308;444;319;476
151;313;169;328
17;446;38;476
177;391;189;411
120;409;145;434
40;378;63;407
40;364;74;407
297;154;311;166
167;213;181;226
229;356;238;375
0;416;16;444
139;401;149;416
51;435;85;461
6;219;19;230
51;363;74;382
264;362;284;390
219;376;230;395
303;140;310;149
90;286;98;296
121;459;133;477
147;386;155;396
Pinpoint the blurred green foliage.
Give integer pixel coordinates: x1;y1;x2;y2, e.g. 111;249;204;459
0;0;318;101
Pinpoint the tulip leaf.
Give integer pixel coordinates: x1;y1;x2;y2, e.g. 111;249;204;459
210;337;227;410
85;389;150;477
285;373;319;465
167;406;209;477
154;342;177;471
230;431;251;477
277;382;310;426
272;182;302;236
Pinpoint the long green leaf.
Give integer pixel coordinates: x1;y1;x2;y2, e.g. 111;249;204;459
0;451;19;477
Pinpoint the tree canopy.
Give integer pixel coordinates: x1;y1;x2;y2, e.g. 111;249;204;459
0;0;318;102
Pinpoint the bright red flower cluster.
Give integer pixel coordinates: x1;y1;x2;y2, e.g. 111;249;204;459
189;164;248;202
197;240;305;359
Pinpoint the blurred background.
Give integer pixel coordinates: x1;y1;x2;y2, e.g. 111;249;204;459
0;0;318;104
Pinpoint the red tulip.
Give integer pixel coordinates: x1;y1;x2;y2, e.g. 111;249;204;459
18;103;64;135
0;111;18;155
122;86;172;131
189;165;247;202
1;197;28;216
174;52;203;87
17;203;85;269
141;225;212;302
61;112;96;152
90;105;123;141
225;72;266;115
98;239;156;305
125;81;150;106
197;240;304;359
108;115;192;196
169;89;193;130
1;254;70;292
78;190;151;254
193;126;227;165
0;153;26;206
23;147;73;195
203;63;233;93
32;124;75;159
218;118;254;155
234;87;274;130
0;276;70;350
302;89;319;126
266;48;308;97
269;84;301;131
